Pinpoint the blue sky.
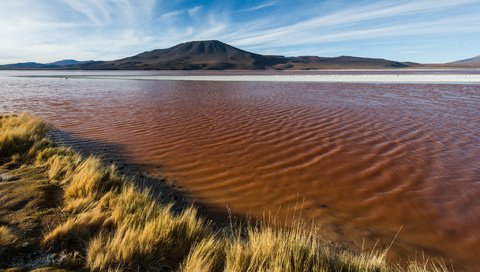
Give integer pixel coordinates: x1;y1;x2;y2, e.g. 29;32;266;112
0;0;479;64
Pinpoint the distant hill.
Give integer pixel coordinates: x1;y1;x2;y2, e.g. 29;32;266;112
450;55;480;64
0;59;94;69
0;62;50;69
276;55;412;70
1;41;419;70
47;59;94;66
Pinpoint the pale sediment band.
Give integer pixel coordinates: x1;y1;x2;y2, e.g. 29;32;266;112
49;74;480;84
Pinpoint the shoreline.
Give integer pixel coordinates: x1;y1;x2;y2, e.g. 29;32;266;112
12;73;480;84
0;114;452;271
47;129;242;225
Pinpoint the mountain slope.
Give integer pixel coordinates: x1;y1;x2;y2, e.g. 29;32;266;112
278;55;411;69
0;40;418;70
80;40;414;70
81;40;286;70
450;55;480;64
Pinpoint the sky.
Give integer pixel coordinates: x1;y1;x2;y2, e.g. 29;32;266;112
0;0;479;64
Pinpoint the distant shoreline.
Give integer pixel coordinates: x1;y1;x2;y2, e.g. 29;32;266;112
14;73;480;84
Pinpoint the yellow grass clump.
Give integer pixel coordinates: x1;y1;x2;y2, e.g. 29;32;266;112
0;113;48;161
43;210;112;251
0;113;451;272
219;220;389;272
65;156;122;200
85;186;211;271
35;145;81;181
180;236;225;272
0;226;17;248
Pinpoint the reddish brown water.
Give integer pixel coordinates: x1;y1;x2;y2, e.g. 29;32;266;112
1;71;479;270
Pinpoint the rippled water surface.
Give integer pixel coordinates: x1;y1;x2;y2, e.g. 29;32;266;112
1;70;479;270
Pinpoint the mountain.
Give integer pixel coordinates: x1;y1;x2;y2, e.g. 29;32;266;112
1;40;418;70
80;40;287;70
46;59;94;66
0;59;94;69
450;55;480;64
0;62;50;69
276;55;411;70
79;40;415;70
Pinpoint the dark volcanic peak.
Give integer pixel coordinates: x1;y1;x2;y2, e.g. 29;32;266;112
158;40;249;56
132;40;253;61
96;40;286;70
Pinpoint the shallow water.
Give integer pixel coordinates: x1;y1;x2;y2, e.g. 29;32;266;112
1;70;479;270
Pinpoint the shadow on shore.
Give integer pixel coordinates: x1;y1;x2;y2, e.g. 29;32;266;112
48;129;245;227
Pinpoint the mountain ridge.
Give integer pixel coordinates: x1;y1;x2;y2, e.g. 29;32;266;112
0;59;94;69
1;40;419;70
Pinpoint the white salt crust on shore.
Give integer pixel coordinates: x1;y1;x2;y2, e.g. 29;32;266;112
73;74;480;84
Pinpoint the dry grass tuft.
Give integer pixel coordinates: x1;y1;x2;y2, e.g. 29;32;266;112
63;196;97;214
401;258;452;272
35;146;81;182
86;186;211;271
222;221;387;272
108;185;161;226
0;113;48;161
65;156;123;201
11;154;21;164
30;268;72;272
0;226;17;248
180;236;225;272
43;210;112;251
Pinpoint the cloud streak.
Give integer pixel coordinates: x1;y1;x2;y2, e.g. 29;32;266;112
159;6;203;21
237;1;277;12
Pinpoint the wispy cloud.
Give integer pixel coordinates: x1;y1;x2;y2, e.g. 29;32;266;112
237;1;277;12
159;9;184;20
62;0;111;25
158;6;203;21
187;6;203;17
